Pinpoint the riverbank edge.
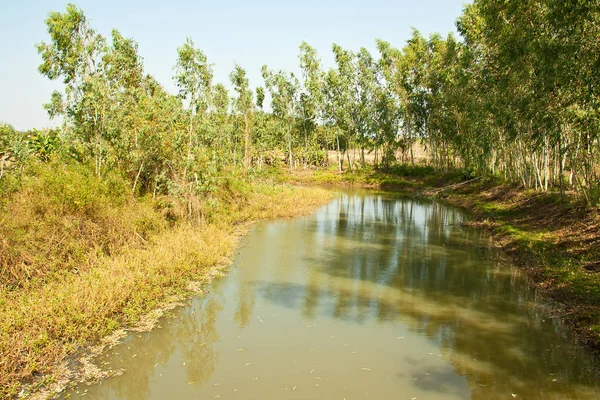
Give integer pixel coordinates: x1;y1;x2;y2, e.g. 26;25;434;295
285;168;600;355
7;184;335;400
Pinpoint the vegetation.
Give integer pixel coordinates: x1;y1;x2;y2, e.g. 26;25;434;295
0;159;331;397
7;1;600;203
2;0;600;397
437;180;600;347
0;5;336;397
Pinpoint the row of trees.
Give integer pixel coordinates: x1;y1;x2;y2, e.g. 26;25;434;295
2;0;599;204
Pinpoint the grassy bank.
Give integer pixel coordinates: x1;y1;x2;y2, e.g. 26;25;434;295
290;165;600;351
437;181;600;347
0;162;334;399
284;164;462;190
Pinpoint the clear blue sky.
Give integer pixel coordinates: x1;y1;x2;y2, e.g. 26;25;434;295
1;0;470;131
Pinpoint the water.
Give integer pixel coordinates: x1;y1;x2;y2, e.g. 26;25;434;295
64;191;600;400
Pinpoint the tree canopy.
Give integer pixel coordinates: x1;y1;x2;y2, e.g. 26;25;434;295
2;1;598;205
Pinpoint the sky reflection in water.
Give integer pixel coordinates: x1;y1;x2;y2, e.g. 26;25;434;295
65;192;600;400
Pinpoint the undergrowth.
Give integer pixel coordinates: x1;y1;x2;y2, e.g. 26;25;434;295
0;161;333;398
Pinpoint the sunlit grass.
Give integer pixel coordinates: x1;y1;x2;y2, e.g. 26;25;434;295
0;162;334;398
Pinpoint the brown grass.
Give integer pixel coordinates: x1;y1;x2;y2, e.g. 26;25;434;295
0;166;334;399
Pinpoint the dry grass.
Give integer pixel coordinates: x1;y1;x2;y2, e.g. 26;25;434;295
0;163;165;289
0;163;334;399
1;223;236;397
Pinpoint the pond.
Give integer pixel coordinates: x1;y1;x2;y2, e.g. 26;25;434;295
63;191;600;399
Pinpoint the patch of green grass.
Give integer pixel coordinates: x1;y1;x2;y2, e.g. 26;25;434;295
379;163;435;178
497;224;554;250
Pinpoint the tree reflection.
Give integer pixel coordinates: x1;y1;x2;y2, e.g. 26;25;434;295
255;193;600;399
66;193;600;400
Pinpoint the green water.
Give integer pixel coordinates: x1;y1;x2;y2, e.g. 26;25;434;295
63;192;600;400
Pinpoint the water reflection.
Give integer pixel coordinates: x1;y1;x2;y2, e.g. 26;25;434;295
64;191;600;400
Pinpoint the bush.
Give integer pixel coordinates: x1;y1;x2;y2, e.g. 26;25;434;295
0;160;162;288
25;160;129;216
378;163;435;178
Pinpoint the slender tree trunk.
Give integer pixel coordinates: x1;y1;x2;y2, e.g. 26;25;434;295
336;135;342;172
346;149;353;172
184;110;193;181
132;162;144;195
288;123;293;170
244;112;251;168
361;146;365;167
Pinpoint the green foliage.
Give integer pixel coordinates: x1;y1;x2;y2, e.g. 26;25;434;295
262;65;300;169
26;160;129;215
1;124;30;173
174;37;213;114
29;129;60;161
230;64;254;168
380;163;435;178
29;1;600;211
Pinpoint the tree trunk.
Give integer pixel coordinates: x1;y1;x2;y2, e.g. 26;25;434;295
184;110;193;181
346;150;353;172
336;135;342;172
244;112;251;168
288;124;293;170
361;146;365;167
132;161;144;195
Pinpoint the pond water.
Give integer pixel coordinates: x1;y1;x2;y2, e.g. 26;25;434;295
63;191;600;400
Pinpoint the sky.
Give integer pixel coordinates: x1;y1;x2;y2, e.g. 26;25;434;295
0;0;470;131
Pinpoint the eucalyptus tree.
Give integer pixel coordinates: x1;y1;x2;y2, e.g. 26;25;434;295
230;64;254;168
174;37;213;178
326;44;362;170
36;3;107;175
323;69;346;171
298;42;325;158
421;33;452;170
101;29;148;189
261;66;300;169
209;83;231;159
456;0;572;192
130;78;186;196
355;47;378;166
375;40;404;165
399;30;429;165
546;0;600;198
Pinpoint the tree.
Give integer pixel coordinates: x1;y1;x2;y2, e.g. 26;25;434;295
230;64;254;168
262;66;300;169
36;3;107;175
298;42;324;157
174;37;213;178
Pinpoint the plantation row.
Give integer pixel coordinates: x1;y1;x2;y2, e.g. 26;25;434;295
1;1;599;203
